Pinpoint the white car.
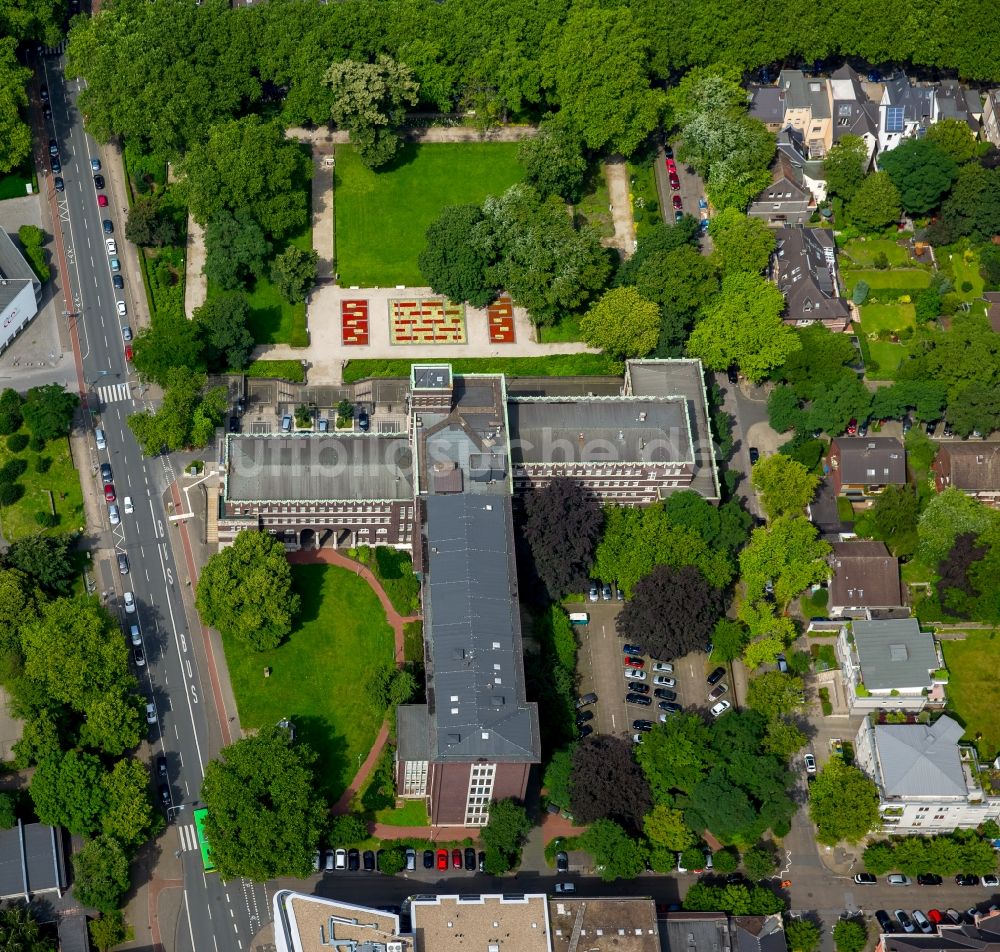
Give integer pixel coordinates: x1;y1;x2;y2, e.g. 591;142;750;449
108;503;120;525
130;624;141;646
624;667;647;681
652;661;674;673
335;849;347;870
123;496;134;514
106;238;117;256
982;874;1000;887
116;300;127;317
123;591;135;614
145;702;157;724
804;753;817;773
710;700;732;718
653;675;676;687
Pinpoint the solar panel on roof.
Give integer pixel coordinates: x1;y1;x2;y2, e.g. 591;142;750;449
885;106;904;133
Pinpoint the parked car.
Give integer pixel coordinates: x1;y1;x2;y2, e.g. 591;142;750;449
97;193;108;207
347;849;360;871
48;138;58;156
624;656;644;669
927;910;943;924
130;624;141;647
748;447;760;464
556;851;569;872
632;719;653;731
133;645;145;667
624;668;647;681
437;849;448;871
109;257;120;271
589;583;599;601
888;874;912;885
651;661;673;673
653;675;676;687
956;874;979;886
53;176;65;192
804;753;817;773
336;849;347;870
94;174;105;190
159;783;171;809
601;583;612;601
854;873;877;885
625;693;652;706
727;367;739;385
117;300;127;317
117;552;129;574
911;910;932;934
672;194;683;210
154;755;167;780
464;847;476;871
625;682;649;694
846;418;858;435
875;910;894;932
710;700;732;717
123;591;135;614
281;414;292;432
982;874;999;887
113;274;124;290
478;851;486;873
90;157;101;172
894;911;915;933
576;693;597;708
925;420;938;436
121;325;132;342
708;683;728;702
95;427;107;450
123;496;134;514
659;702;682;714
145;702;157;724
363;850;375;871
576;709;594;724
654;688;677;702
623;643;643;656
50;156;61;173
422;849;434;869
103;219;114;234
452;848;462;869
917;873;943;886
100;462;113;481
553;883;576;894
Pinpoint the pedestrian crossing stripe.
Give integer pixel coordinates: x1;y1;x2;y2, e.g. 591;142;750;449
179;824;197;852
97;383;131;405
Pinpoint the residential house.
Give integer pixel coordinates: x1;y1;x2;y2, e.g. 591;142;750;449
932;442;1000;506
774;70;834;158
827;540;903;617
749;84;786;132
876;72;937;156
855;714;1000;832
835;617;944;712
0;229;42;355
983;90;1000;147
828;65;879;158
771;226;851;330
879;909;1000;952
747;153;815;226
935;79;983;134
661;913;786;952
827;437;907;498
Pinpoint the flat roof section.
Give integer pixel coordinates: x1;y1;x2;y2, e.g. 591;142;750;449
411;894;551;952
549;897;660;952
0;821;66;900
274;891;408;952
507;398;692;466
225;433;414;501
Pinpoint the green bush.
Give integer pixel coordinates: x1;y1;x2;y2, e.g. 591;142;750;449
245;359;306;382
0;482;24;505
818;687;833;715
34;456;51;474
28;435;45;452
34;511;59;528
17;225;50;282
327;813;368;845
6;432;28;452
0;389;23;434
0;790;18;828
874;251;890;270
961;280;973;293
0;458;27;481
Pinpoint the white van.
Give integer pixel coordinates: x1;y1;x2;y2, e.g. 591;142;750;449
95;428;106;450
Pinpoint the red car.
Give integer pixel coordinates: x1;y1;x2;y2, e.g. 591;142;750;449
436;848;448;871
624;656;645;668
669;175;680;191
124;344;133;362
927;910;943;924
451;848;462;869
104;483;116;502
846;418;858;435
672;195;683;210
666;158;677;173
97;194;108;207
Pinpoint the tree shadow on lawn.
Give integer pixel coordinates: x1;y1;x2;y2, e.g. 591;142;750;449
292;566;325;625
294;713;351;802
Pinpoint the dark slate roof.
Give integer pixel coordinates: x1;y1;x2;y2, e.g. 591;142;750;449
734;917;787;952
832;437;907;485
882;919;1000;952
749;85;785;124
424;494;539;763
937;442;1000;491
661;913;732;952
936;80;982;131
883;72;935;123
829;540;902;609
224;433;414;501
56;915;90;952
396;703;431;762
852;618;937;691
777;70;830;118
0;229;39;285
756;156;810;205
773;227;851;324
0;822;67;900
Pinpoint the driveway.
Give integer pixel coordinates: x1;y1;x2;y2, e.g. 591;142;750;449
655;141;711;252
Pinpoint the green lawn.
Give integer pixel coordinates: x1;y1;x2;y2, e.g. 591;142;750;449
860;302;916;332
574;167;614;240
375;800;430;827
221;563;395;799
342;353;622;383
538;314;584;343
627;157;660;238
866;340;907;377
0;431;84;541
842;268;932;291
942;633;1000;759
840;238;910;268
334;143;524;287
948;250;985;301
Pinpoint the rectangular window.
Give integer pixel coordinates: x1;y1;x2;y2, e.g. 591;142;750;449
401;760;428;798
465;763;496;825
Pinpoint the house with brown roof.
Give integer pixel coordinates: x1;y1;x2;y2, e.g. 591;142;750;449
771;226;851;331
933;442;1000;506
828;540;903;617
827;437;907;498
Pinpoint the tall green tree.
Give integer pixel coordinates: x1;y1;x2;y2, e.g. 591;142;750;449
924;118;978;165
746;672;805;719
21;384;79;442
125;195;178;247
132;314;205;385
879;139;958;215
128;368;226;455
822;135;869;202
847;171;901;231
832;920;868;952
203;208;271;290
29;749;108;836
480;799;531;874
738;517;831;608
518;116;587;203
418;204;495;307
79;688;142;758
270;245;318;304
580;286;660;359
196;529;301;650
201;727;327;880
786;919;822;952
708;207;776;275
193;293;255;372
0;38;31;175
916;487;997;569
750;454;819;520
326;55;419;168
102;758;163;852
72;835;132;914
808;758;880;845
580;819;649;882
0;900;56;951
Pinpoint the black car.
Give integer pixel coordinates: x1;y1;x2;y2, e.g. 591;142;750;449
423;849;434;869
156;755;168;779
100;462;113;481
875;910;894;933
659;701;682;713
103;219;114;234
625;682;649;695
159;783;171;808
118;552;130;575
925;420;938;436
623;643;643;655
42;104;52;119
576;709;594;724
556;851;569;872
347;848;360;871
625;693;652;706
363;850;375;871
917;873;943;886
229;416;240;433
576;693;597;708
748;446;760;464
40;85;49;102
54;176;64;192
664;144;673;158
93;174;105;189
113;274;124;290
956;874;978;886
654;688;677;701
578;724;593;738
854;872;877;884
727;367;739;385
464;847;476;871
48;138;58;156
707;666;726;685
50;156;61;173
358;410;370;431
133;645;145;667
478;851;486;873
632;719;653;731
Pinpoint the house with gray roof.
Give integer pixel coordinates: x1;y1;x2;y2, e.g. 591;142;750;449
983;90;1000;148
855;714;1000;832
827;540;903;617
0;821;67;901
661;913;785;952
827;437;906;497
876;72;937;155
829;65;880;154
0;229;42;355
747;153;816;226
836;617;945;713
771;226;851;330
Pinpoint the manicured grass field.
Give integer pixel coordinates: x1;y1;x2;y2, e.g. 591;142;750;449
241;225;311;347
948;250;985;301
375;800;430;827
343;353;622;383
0;431;84;541
860;302;916;332
942;633;1000;759
333;143;524;287
840;238;910;268
221;563;394;799
842;268;932;291
866;341;906;376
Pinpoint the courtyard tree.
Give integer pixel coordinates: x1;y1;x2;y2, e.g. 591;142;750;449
193;293;255;372
72;835;131;913
708;208;776;276
131;314;205;385
580;819;649;882
808;758;880;845
418;204;495;307
517;115;588;203
833;920;868;952
203;208;272;290
686;273;800;382
540;6;665;156
916;487;997;570
711;619;751;663
201;727;327;880
569;734;652;831
822;135;869;202
847;171;901;231
125;195;177;248
89;912;132;952
643;804;697;852
480;799;531;874
580;286;660;359
855;483;921;556
742;845;778;880
0;38;31;175
522;476;603;600
751;454;820;520
79;688;143;758
128;367;227;455
786;919;822;952
177;116;310;241
739;517;831;609
20;384;79;442
29;748;108;836
746;671;805;720
616;564;723;661
326;55;419;169
925;118;978;165
270;245;318;304
879;138;958;215
196;529;300;650
930;164;1000;244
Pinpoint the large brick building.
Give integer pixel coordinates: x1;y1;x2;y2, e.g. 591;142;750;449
217;360;718;824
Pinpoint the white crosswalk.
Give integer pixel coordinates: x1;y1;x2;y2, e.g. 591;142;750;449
178;823;198;853
42;40;67;56
96;383;131;405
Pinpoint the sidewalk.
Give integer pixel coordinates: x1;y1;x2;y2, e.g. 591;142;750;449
604;157;637;259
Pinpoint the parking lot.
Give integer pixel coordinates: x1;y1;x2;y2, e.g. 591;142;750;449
575;598;730;738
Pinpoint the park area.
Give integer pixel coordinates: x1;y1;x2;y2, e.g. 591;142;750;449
333;142;524;287
0;431;83;541
220;563;395;799
941;633;1000;761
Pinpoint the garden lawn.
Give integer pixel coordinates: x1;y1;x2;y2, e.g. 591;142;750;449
859;302;916;332
840;238;909;268
0;433;84;541
627;156;659;238
948;250;985;302
221;563;395;799
942;633;1000;759
375;800;430;826
842;268;932;292
333;143;524;287
343;353;621;383
574;169;614;240
866;341;907;377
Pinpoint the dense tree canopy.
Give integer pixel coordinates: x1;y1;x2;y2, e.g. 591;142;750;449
21;385;79;442
128;367;227;454
193;294;255;372
196;529;301;650
72;835;132;914
579;286;660;359
739;516;831;608
879;138;958;215
418;204;495;307
750;454;819;520
808;758;880;845
580;819;649;882
570;734;652;831
708;208;776;276
518;116;587;202
823;134;869;202
847;171;901;231
0;38;32;176
201;727;327;880
203;208;272;290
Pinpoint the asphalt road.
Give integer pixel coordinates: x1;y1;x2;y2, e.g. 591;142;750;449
39;52;268;952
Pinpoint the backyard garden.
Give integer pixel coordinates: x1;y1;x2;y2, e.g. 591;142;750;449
941;632;1000;761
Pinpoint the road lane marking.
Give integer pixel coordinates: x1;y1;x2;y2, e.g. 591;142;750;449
183;889;197;952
